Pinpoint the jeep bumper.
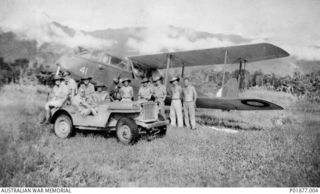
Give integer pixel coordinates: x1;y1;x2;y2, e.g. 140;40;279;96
135;120;169;129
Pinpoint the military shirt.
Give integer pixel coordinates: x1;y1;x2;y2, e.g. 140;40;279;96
52;84;69;100
83;83;95;96
183;85;197;102
64;78;78;96
170;85;182;100
138;86;153;100
120;86;133;100
153;84;166;101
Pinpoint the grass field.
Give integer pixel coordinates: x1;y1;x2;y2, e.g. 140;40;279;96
0;84;319;187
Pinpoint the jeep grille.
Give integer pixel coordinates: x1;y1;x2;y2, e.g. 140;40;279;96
142;102;158;122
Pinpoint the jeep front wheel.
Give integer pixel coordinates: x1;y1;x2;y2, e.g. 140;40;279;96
116;117;139;145
54;114;73;138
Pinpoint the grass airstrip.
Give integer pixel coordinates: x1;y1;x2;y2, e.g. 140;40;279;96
0;84;319;186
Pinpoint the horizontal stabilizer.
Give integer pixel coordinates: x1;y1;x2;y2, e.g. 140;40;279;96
195;98;283;110
165;97;283;111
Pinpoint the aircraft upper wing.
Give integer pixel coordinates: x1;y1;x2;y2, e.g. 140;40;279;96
128;43;289;69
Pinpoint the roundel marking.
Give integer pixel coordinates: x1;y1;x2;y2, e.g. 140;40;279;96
241;99;270;107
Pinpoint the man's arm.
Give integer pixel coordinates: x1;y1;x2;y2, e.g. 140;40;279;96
192;86;198;103
138;88;142;100
162;87;167;101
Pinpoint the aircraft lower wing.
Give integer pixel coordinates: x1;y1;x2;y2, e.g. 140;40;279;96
165;97;283;110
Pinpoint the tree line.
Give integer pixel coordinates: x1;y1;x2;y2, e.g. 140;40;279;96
193;68;320;103
0;57;54;87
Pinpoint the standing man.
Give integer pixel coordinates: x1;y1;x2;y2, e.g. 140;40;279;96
63;71;77;97
169;77;183;127
42;75;69;123
182;77;198;130
81;76;95;97
138;78;153;101
153;76;166;119
119;78;134;102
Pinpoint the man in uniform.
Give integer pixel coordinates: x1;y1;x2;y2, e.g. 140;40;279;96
91;81;110;104
182;77;198;130
110;78;121;101
138;78;153;101
119;78;134;102
169;77;183;127
42;75;69;123
81;76;95;97
153;76;166;119
62;71;77;97
72;87;98;116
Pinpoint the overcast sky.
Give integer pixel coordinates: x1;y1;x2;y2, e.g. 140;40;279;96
0;0;320;60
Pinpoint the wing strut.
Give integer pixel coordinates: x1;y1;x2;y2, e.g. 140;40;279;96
164;54;172;88
222;50;228;87
181;63;185;78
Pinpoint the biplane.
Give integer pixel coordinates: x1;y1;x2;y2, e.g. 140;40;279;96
56;43;289;111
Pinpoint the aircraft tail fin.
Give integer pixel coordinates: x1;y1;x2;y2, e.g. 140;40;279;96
216;78;239;98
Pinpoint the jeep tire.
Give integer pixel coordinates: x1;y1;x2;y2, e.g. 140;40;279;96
116;117;139;145
54;114;74;138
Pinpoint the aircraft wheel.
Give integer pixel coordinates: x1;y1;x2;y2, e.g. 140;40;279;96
116;117;139;145
54;114;74;138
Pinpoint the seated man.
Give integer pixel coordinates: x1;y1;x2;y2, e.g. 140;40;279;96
138;78;153;101
91;81;110;104
72;87;98;117
80;76;95;98
62;71;78;97
42;75;69;123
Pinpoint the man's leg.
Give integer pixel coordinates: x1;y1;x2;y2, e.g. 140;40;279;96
159;101;166;119
43;99;60;123
183;102;190;128
169;102;176;127
42;102;51;123
189;102;196;129
176;100;183;128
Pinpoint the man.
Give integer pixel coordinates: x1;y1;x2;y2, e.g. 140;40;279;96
119;78;134;102
42;75;69;123
72;87;98;116
153;76;166;119
81;76;95;97
62;71;77;97
91;81;110;104
138;78;153;101
182;77;198;130
169;77;183;127
110;78;121;101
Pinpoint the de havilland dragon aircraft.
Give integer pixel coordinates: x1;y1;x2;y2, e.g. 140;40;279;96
56;43;290;111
